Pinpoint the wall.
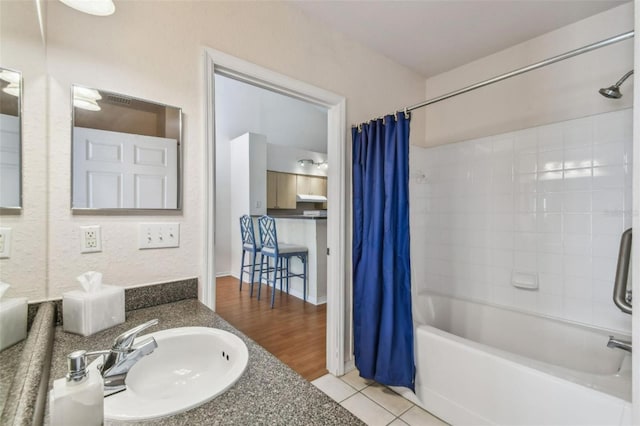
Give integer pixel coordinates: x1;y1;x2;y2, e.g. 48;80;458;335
6;1;426;367
0;0;48;301
422;3;634;147
411;108;633;333
266;144;328;177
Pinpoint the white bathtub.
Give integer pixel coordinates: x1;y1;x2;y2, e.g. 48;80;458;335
412;293;632;426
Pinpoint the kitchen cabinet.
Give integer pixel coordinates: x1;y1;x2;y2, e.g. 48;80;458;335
296;175;327;196
267;171;296;209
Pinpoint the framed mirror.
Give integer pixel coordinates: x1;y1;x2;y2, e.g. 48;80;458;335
71;85;182;212
0;67;22;210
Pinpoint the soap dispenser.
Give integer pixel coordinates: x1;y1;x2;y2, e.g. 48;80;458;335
49;350;104;426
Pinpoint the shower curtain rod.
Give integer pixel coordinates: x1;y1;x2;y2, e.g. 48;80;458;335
407;30;635;112
370;30;634;123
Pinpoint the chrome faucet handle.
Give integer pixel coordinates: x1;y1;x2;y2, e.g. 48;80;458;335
112;319;159;351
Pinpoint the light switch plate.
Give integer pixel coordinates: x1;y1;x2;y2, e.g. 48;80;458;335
0;227;12;259
139;223;180;249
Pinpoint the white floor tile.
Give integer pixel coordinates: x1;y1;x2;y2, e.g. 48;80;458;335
340;368;374;391
361;383;413;416
341;393;396;426
388;419;409;426
311;374;357;403
400;405;449;426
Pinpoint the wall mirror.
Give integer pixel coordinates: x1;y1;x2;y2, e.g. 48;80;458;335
0;67;22;210
71;85;182;211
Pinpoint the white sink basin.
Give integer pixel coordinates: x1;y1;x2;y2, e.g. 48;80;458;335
89;326;249;421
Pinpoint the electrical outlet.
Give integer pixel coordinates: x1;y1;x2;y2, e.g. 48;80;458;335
139;223;180;249
81;226;102;253
0;227;12;259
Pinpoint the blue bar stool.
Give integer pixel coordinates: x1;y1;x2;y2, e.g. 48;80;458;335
258;215;308;308
239;215;261;297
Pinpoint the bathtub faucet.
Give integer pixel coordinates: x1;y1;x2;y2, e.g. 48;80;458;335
607;336;632;353
88;319;159;396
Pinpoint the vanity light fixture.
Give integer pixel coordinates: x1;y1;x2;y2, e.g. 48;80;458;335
73;97;101;111
0;70;20;85
316;162;328;170
73;86;102;111
58;0;115;16
2;83;20;97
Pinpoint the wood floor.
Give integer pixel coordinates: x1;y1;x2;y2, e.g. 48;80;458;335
215;275;327;381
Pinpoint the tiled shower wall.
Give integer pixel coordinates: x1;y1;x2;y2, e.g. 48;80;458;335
410;108;633;333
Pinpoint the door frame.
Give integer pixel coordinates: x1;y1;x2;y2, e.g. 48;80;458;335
202;47;347;375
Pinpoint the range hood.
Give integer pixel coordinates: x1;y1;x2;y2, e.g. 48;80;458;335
296;194;327;203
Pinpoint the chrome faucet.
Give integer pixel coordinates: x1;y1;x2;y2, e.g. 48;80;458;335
607;335;632;353
90;319;159;396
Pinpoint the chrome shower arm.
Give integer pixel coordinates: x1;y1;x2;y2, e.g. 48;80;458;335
614;70;634;88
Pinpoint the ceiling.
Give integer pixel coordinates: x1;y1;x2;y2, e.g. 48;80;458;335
291;0;631;78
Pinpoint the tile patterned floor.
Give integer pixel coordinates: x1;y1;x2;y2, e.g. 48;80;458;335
312;369;449;426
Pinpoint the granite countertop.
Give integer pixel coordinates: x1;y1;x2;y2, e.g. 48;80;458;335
48;299;362;425
0;340;26;413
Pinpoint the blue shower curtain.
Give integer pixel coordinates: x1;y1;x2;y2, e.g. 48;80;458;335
352;112;414;390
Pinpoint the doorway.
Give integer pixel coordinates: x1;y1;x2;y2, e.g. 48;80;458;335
203;48;347;377
214;73;329;380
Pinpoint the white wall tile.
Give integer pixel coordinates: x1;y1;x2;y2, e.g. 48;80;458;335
538;273;564;295
537;171;563;192
413;109;631;333
538;150;563;172
563;147;592;169
537;213;562;234
593;142;624;167
592;212;623;235
537;123;563;152
563;168;592;191
592;189;624;214
564;255;592;279
592;256;618;283
563;116;593;148
592;166;625;190
514;251;537;272
562;213;591;235
592;234;620;258
515;152;537;174
562;192;591;213
563;234;591;256
594;109;632;146
514;173;537;194
514;128;538;154
564;275;592;300
514;232;537;252
537;193;562;213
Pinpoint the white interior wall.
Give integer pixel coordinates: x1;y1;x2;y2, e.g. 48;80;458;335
266;144;328;176
9;1;427;367
0;0;48;301
44;1;426;301
422;2;634;147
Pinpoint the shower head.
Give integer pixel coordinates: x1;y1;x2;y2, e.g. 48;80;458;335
599;85;622;99
599;70;634;99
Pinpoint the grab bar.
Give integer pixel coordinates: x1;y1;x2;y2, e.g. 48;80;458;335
613;228;632;315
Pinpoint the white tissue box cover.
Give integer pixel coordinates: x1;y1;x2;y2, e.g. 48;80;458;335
0;297;28;351
63;285;125;336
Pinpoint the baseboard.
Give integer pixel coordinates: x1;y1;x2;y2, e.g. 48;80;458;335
258;280;324;306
